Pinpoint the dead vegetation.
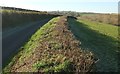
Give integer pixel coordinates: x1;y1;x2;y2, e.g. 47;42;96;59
4;16;95;73
79;14;118;26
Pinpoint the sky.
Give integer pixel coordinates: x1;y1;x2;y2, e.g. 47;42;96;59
0;0;119;13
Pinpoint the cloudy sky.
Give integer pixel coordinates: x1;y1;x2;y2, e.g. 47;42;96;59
0;0;119;13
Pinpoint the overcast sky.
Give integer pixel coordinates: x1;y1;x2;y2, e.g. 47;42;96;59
0;0;119;13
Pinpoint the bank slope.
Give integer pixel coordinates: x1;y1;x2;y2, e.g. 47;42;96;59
3;16;95;72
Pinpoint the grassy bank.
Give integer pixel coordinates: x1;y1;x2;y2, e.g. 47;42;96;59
2;7;57;29
68;18;119;72
3;16;95;72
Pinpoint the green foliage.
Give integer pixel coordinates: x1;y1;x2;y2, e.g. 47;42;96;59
33;58;72;72
54;60;72;72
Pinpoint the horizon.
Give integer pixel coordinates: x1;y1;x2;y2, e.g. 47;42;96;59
0;0;119;13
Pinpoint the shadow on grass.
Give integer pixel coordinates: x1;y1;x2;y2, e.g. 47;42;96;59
68;18;119;72
2;18;54;69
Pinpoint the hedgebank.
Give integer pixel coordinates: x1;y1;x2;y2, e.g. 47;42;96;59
3;16;95;72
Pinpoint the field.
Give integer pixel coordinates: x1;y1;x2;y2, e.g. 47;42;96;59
68;18;119;71
78;20;118;40
2;7;57;30
79;13;118;26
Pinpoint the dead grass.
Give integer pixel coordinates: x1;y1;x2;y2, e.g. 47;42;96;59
3;16;95;73
79;14;118;26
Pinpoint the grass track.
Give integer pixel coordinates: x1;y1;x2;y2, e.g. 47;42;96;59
68;18;119;72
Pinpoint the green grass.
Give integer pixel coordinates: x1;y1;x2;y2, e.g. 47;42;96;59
33;54;72;72
79;20;118;40
3;17;60;72
4;16;95;72
3;17;73;72
18;17;60;63
68;18;119;72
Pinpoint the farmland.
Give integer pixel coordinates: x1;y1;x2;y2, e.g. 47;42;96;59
78;19;118;40
79;13;118;26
